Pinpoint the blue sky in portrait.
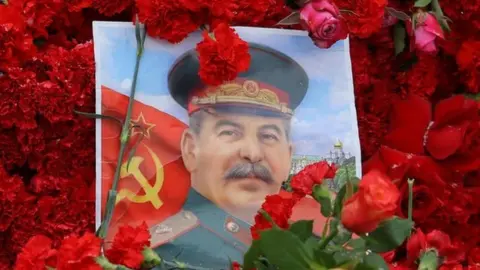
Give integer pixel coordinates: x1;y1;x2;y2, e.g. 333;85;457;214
93;22;360;162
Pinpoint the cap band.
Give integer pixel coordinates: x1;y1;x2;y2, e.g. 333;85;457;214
187;79;292;116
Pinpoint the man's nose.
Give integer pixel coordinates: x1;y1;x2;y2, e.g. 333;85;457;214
239;139;263;163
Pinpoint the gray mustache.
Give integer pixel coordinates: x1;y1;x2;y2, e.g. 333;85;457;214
224;163;274;184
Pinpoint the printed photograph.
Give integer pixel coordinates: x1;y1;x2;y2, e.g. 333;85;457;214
93;21;361;268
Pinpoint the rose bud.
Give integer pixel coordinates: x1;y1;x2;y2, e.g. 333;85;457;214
299;0;348;49
340;170;400;234
408;11;445;53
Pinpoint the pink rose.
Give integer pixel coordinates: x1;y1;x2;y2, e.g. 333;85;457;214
300;0;348;49
408;12;445;53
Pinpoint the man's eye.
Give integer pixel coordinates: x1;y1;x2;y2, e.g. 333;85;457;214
219;130;237;137
261;134;279;141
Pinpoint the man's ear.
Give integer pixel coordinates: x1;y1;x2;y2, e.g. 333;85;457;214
181;129;198;172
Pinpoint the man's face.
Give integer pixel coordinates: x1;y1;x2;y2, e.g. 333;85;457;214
181;109;293;218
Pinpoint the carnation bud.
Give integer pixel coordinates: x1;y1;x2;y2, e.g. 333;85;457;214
142;247;162;268
418;249;439;270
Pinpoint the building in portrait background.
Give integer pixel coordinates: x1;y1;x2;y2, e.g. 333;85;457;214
286;139;356;192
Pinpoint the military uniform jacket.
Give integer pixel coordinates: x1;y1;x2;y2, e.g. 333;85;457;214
150;189;252;270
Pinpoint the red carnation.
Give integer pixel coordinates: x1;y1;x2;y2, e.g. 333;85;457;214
341;170;400;234
290;161;337;196
136;0;202;43
231;261;242;270
407;229;465;266
332;0;387;38
92;0;134;17
14;235;56;270
105;223;151;269
456;40;480;94
196;23;250;86
232;0;291;27
250;194;300;239
0;3;36;70
56;232;101;270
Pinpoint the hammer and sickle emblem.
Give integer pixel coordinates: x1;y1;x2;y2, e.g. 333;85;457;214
116;145;164;209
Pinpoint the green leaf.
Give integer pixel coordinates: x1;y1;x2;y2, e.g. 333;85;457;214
347;238;366;250
289;220;314;242
431;0;450;31
243;240;263;270
354;253;389;270
385;7;411;21
253;262;271;270
363;217;414;253
333;184;347;218
465;93;480;101
393;23;406;56
276;11;301;25
259;229;314;270
313;249;337;268
312;184;333;217
414;0;432;7
74;110;123;126
334;177;360;217
305;236;320;251
331;250;364;267
330;219;352;246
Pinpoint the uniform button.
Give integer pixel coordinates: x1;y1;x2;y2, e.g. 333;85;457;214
182;211;194;220
226;221;240;233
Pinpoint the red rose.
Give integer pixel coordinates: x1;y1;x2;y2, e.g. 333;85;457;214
56;232;101;270
385;95;480;172
14;235;56;270
250;194;300;239
299;0;348;49
196;23;250;86
105;222;151;269
341;170;400;234
407;229;465;265
406;12;445;54
290;161;337;196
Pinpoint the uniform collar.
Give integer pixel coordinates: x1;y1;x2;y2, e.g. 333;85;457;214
183;188;253;247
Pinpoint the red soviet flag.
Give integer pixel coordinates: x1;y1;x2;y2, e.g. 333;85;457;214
100;85;190;239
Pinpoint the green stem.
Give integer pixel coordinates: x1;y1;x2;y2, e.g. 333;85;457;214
407;178;415;222
260;210;279;229
321;217;330;238
318;227;338;249
162;260;213;270
97;20;147;240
